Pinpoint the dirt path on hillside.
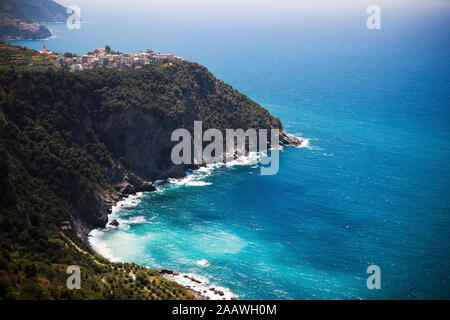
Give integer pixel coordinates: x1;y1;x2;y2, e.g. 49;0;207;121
60;231;106;266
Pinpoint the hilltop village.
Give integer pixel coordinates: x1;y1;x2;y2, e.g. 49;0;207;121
12;20;44;33
39;45;182;71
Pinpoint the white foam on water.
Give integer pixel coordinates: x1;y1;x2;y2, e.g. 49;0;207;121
185;181;212;186
165;165;217;188
292;134;323;151
290;133;312;149
298;137;311;149
225;151;260;167
88;229;120;262
169;175;213;187
163;272;236;300
89;192;148;259
112;193;143;214
128;216;146;224
196;259;211;267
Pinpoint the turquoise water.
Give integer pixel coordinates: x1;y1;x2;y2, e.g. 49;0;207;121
11;4;450;299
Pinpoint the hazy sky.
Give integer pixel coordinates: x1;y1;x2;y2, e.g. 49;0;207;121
56;0;449;13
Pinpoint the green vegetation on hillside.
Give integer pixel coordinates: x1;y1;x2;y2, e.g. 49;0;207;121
0;41;55;70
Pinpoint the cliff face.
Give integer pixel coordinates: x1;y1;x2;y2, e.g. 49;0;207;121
0;48;300;239
95;107;187;182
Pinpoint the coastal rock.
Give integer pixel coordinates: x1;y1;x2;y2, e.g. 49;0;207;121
135;181;156;192
109;219;119;227
196;259;211;267
160;269;173;275
279;131;302;147
71;186;113;238
114;172;156;194
191;277;202;284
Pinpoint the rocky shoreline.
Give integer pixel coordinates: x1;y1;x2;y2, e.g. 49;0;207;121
158;269;237;300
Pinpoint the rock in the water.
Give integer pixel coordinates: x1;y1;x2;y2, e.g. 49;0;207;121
109;219;119;227
192;277;202;284
279;131;303;147
135;181;156;192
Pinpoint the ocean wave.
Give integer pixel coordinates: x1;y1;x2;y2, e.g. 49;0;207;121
168;176;213;187
297;137;311;149
224;151;260;167
91;192;148;233
128;216;146;224
88;229;120;262
291;133;324;152
196;259;211;267
112;193;143;214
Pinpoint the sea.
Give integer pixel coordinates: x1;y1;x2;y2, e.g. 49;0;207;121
10;2;450;299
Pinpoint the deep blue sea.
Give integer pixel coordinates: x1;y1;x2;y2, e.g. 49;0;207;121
11;3;450;299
